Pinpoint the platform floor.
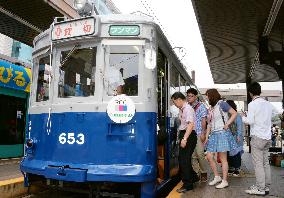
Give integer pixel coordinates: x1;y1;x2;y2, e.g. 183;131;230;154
0;158;22;182
0;154;283;198
167;152;284;198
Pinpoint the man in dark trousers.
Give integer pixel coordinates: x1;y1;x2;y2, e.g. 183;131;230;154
171;92;198;193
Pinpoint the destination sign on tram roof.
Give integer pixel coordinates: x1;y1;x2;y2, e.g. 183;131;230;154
109;25;140;36
52;17;95;40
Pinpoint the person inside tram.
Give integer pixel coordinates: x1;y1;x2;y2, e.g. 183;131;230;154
105;65;125;96
36;70;46;101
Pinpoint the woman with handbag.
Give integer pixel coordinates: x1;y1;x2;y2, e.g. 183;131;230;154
204;89;238;189
226;100;244;177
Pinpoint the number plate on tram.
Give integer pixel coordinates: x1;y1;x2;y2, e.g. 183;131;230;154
52;17;96;40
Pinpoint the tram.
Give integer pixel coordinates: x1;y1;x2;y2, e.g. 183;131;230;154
20;6;199;198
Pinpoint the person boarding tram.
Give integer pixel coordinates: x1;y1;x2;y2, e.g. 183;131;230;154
171;92;199;193
204;89;237;189
187;88;208;182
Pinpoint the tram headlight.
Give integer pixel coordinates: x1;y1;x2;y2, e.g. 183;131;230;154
73;0;93;16
26;139;33;148
26;139;35;155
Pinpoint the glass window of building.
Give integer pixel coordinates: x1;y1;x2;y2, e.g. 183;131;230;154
58;47;97;98
105;45;139;96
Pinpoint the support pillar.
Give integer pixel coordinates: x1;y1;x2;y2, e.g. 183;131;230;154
281;79;284;130
246;78;252;153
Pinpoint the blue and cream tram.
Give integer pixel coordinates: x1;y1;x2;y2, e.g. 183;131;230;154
20;11;199;198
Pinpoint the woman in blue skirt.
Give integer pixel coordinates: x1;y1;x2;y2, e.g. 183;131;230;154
204;89;238;189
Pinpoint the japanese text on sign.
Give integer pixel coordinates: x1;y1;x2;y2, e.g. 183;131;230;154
52;17;95;40
109;25;140;36
0;60;31;92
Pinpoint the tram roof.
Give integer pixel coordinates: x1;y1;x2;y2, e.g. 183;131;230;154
191;0;282;84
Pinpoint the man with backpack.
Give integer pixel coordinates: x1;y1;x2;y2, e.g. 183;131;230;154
187;88;208;182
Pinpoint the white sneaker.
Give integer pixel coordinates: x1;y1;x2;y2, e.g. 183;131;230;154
208;176;222;186
215;180;229;189
245;185;265;195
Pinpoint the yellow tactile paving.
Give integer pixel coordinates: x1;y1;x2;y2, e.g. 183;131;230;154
166;181;182;198
0;177;24;186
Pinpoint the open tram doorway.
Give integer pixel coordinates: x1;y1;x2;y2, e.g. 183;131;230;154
156;49;169;183
0;94;26;158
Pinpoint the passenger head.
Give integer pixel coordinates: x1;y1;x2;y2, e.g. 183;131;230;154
205;88;221;106
226;100;237;111
248;82;261;96
171;92;186;109
186;88;198;104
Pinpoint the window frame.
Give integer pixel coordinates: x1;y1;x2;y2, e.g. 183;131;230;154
53;42;100;104
101;39;145;102
31;53;52;105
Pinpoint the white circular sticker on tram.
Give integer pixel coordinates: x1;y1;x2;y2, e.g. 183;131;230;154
107;95;136;123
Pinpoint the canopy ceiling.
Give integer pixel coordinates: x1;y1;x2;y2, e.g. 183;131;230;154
191;0;283;83
0;0;79;46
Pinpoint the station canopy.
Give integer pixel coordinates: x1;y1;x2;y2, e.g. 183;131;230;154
0;0;78;46
191;0;283;84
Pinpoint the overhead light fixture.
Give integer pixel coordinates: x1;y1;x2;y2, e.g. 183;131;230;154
73;0;94;16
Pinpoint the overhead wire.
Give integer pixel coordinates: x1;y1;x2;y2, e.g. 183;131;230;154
138;0;189;71
139;0;175;46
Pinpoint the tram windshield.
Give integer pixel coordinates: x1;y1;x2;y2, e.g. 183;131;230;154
105;45;139;96
58;46;97;97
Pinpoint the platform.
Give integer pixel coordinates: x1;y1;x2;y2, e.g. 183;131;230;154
167;152;284;198
0;158;26;198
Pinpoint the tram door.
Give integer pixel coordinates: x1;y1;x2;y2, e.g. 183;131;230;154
0;94;26;158
156;49;169;181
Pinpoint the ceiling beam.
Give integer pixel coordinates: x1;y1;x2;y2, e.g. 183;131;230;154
0;6;42;33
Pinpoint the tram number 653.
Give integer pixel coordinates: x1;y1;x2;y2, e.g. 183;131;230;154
59;133;85;145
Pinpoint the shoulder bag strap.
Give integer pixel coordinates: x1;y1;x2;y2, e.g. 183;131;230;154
218;104;226;125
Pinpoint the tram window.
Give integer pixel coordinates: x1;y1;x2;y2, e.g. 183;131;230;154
106;45;139;96
58;47;97;98
36;56;51;102
170;66;179;95
169;66;180;129
180;75;186;93
185;83;191;93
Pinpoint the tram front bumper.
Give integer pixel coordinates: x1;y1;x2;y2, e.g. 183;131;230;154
21;159;155;182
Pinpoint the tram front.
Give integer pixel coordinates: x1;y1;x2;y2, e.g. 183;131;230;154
21;14;159;197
